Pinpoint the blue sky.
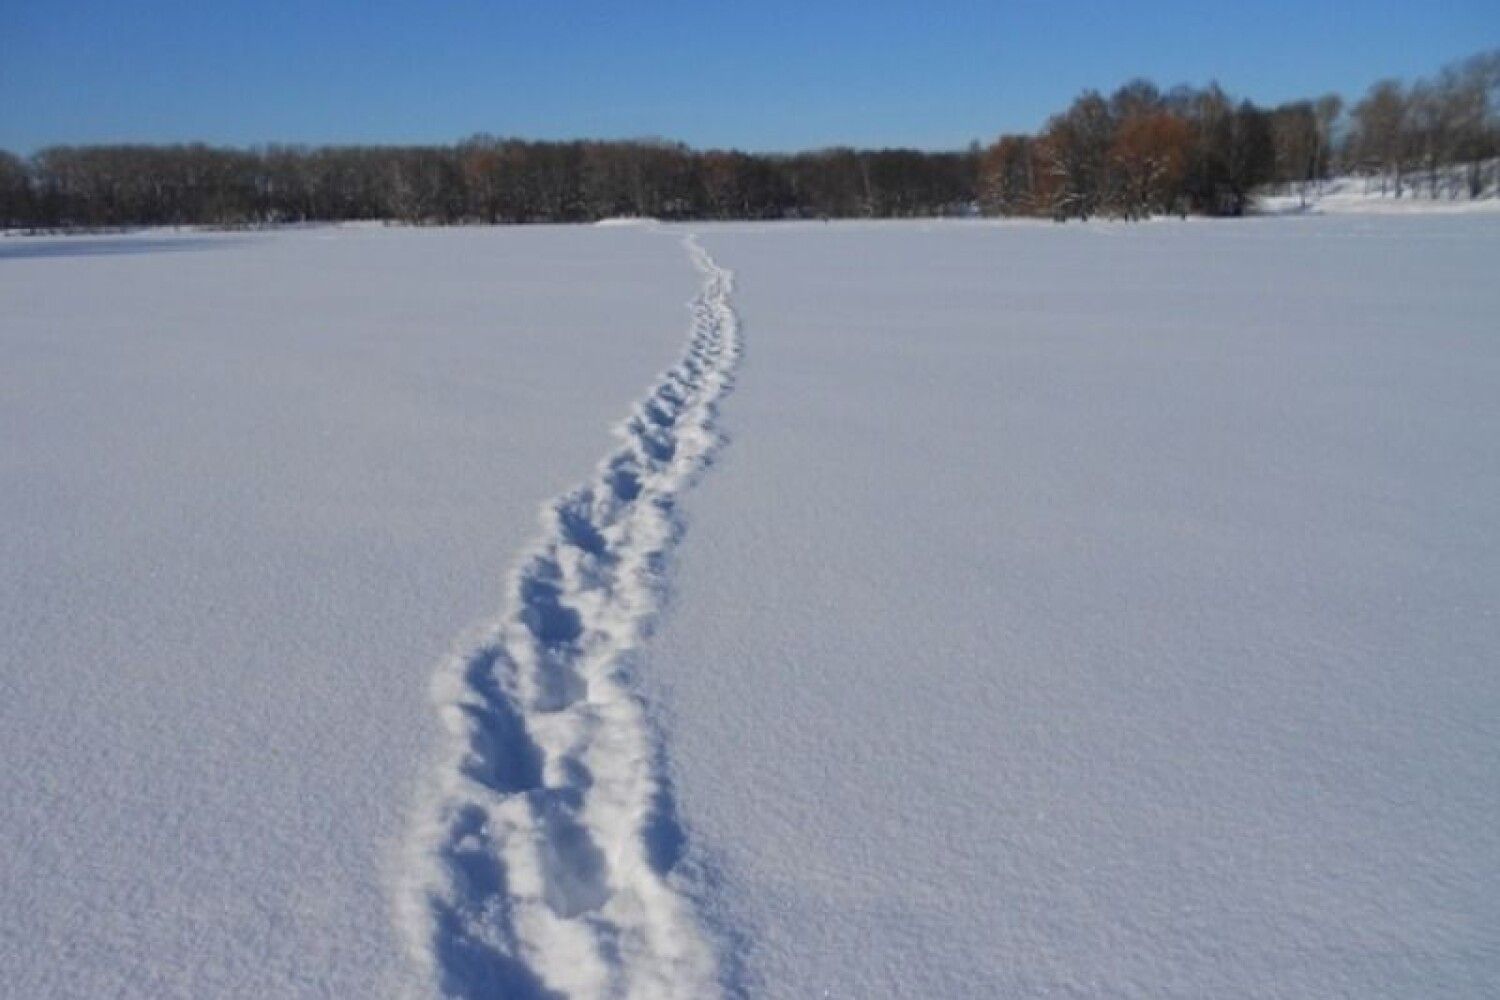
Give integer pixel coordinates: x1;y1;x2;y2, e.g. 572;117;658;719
2;0;1496;153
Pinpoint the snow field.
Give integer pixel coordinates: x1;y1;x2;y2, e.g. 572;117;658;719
3;214;1498;999
0;224;698;998
648;216;1500;999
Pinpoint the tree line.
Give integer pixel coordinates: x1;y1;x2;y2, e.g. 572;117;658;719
982;49;1499;219
2;49;1495;229
0;139;979;228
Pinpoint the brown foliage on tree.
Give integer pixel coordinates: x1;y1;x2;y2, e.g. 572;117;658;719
1110;111;1192;218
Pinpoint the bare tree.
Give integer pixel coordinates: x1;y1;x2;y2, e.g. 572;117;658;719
1313;94;1344;182
1352;80;1409;195
0;151;33;227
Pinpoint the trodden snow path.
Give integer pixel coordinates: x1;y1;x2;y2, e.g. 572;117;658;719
397;235;740;999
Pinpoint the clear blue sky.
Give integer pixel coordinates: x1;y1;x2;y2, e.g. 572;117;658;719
2;0;1496;154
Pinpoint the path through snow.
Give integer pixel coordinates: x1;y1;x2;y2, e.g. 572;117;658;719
398;235;740;999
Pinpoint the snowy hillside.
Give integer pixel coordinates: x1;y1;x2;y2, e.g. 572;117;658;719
1257;161;1500;214
3;216;1498;999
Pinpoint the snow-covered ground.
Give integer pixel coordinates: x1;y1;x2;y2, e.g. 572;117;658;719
660;217;1500;999
0;225;697;998
3;216;1498;999
1257;163;1500;215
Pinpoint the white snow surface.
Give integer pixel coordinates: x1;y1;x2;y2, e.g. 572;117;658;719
656;217;1500;999
0;225;697;998
3;216;1499;999
1257;165;1500;215
396;236;739;999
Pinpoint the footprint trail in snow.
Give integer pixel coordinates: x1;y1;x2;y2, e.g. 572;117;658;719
398;235;740;999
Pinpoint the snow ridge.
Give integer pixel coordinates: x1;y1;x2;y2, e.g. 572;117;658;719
398;235;739;999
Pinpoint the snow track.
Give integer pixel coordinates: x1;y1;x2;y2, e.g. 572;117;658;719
398;235;739;999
